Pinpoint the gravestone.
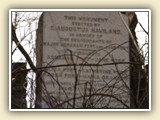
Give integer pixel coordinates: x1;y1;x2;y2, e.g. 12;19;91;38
36;11;132;108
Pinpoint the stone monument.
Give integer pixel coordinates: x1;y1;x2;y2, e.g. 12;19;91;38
36;11;135;109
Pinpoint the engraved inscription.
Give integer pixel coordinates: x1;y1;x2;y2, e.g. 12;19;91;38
40;12;130;108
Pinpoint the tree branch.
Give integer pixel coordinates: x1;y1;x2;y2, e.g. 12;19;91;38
12;24;37;72
138;22;148;35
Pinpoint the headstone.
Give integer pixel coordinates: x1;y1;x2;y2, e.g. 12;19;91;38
36;11;131;108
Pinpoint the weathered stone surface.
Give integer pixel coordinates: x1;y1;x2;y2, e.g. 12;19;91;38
36;11;131;108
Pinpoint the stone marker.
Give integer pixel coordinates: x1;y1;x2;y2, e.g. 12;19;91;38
36;11;131;108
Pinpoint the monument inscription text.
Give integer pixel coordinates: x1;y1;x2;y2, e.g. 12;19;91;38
39;11;130;108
